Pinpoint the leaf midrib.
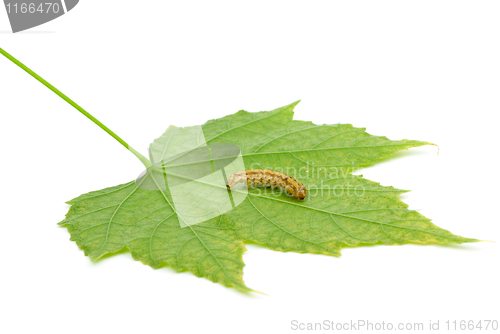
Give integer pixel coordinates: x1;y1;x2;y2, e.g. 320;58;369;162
155;142;423;170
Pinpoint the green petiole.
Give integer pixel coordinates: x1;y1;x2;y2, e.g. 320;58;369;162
0;47;152;169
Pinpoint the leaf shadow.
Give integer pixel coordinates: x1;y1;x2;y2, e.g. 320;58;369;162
68;241;260;297
243;240;343;259
155;261;261;297
94;246;131;261
339;240;484;253
355;148;436;173
244;239;482;256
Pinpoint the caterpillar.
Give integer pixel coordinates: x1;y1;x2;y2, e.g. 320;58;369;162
226;169;307;200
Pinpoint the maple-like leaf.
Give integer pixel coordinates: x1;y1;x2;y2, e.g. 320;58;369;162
0;48;478;292
59;101;477;292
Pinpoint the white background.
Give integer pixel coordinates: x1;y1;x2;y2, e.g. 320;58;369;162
1;1;499;333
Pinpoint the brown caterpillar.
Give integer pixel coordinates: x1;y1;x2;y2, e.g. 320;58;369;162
226;169;307;200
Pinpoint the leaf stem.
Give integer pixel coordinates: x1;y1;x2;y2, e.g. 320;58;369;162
0;47;152;168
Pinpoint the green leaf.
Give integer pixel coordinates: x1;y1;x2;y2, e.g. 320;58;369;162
60;181;250;291
60;102;477;291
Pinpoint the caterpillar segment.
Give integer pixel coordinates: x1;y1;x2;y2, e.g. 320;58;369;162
226;169;307;200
